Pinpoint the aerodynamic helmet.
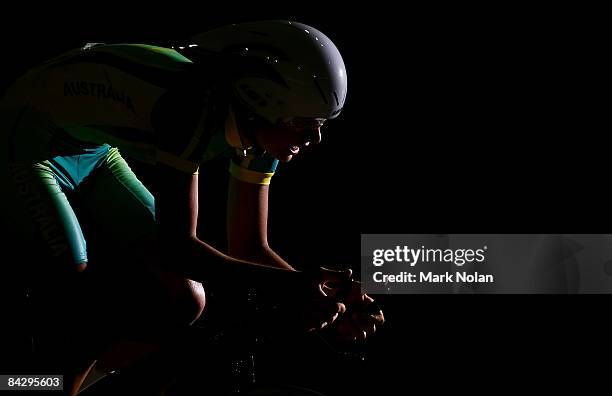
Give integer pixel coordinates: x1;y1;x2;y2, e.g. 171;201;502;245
189;20;348;125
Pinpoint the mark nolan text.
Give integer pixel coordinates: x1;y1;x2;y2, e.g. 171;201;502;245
373;271;494;283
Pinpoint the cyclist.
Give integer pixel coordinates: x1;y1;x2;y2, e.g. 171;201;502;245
1;20;383;394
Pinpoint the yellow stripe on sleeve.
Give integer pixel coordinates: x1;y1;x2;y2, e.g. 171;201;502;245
229;161;274;185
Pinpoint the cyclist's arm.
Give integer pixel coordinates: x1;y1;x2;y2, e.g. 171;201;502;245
227;176;295;270
156;165;351;333
155;163;300;286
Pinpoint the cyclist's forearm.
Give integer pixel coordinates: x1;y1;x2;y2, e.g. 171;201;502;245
229;243;296;271
165;236;301;286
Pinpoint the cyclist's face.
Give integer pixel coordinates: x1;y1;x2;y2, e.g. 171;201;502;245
254;118;326;163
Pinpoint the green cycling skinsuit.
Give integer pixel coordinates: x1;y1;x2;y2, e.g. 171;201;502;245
0;43;278;268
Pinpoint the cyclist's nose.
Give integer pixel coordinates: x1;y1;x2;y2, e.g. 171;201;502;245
315;128;322;144
308;128;322;145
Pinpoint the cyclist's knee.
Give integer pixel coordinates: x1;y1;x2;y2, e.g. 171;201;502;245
152;271;206;326
170;279;206;325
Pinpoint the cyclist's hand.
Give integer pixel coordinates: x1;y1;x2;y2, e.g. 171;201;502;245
336;280;385;342
299;267;353;332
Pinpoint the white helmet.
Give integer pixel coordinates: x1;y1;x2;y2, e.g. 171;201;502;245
189;20;347;124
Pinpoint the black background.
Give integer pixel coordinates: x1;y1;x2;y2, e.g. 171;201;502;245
1;4;608;394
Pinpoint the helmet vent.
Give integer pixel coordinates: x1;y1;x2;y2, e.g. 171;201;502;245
313;80;328;105
333;91;339;106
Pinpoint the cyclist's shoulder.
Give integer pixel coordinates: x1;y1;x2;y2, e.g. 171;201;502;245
89;44;193;71
31;43;193;75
